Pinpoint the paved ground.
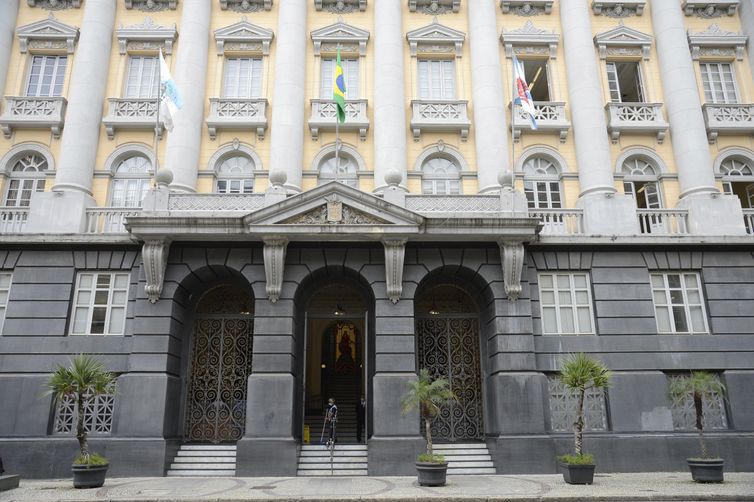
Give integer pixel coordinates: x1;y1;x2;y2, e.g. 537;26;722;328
1;472;753;502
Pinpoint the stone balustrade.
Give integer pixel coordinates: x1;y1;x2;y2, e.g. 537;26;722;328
85;207;139;234
530;209;584;235
0;207;29;233
0;96;67;139
102;98;162;140
606;102;669;144
510;101;570;143
206;98;269;141
410;99;470;142
701;103;754;143
637;209;689;235
308;99;369;141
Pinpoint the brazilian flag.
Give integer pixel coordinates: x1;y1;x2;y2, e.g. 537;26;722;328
333;48;346;124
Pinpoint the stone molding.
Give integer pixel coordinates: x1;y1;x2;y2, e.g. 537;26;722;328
499;241;525;302
408;0;461;15
215;18;274;56
688;24;748;61
125;0;178;11
117;17;178;55
314;0;367;13
406;19;465;57
143;239;171;303
592;1;646;17
500;1;553;16
594;23;653;60
311;20;370;57
383;239;407;303
262;237;287;303
220;0;273;12
17;14;79;54
682;0;739;18
501;20;559;59
27;0;81;9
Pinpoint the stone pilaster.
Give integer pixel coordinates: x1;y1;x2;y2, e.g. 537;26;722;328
373;0;408;192
165;0;212;192
468;0;509;193
0;2;18;98
268;0;307;192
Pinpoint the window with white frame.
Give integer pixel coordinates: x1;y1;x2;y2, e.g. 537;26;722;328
720;155;754;209
622;156;662;210
223;57;263;99
3;153;48;207
110;155;152;208
216;154;254;194
70;272;129;336
25;55;67;98
700;62;739;104
124;56;159;99
668;373;728;431
650;272;709;335
606;61;645;103
548;375;608;432
538;272;595;335
523;156;562;209
320;57;359;100
53;380;117;435
418;59;455;100
421;156;461;195
318;152;358;188
0;272;11;335
521;59;551;101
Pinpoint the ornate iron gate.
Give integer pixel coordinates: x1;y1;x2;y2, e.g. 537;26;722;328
417;317;483;441
185;317;253;443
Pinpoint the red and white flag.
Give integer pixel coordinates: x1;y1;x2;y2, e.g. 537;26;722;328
513;55;538;130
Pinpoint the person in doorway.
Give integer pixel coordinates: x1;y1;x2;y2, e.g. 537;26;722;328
356;395;366;443
325;397;338;444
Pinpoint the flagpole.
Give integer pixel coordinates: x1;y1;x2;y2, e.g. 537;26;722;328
335;44;342;184
154;50;162;176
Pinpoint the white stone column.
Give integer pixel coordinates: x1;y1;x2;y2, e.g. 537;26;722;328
560;0;637;234
268;0;307;192
373;0;408;192
651;1;745;235
468;0;509;193
0;1;18;97
165;0;212;193
739;0;754;83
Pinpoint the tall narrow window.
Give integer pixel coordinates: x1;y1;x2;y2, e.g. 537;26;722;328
70;272;129;336
320;58;359;99
650;272;709;335
622;157;662;209
3;153;48;208
522;59;550;101
25;55;67;98
700;63;739;104
223;58;263;99
418;59;455;100
124;56;159;99
421;156;461;195
720;156;754;209
606;61;645;103
110;155;152;208
0;272;11;334
523;156;562;209
538;273;595;335
216;155;255;194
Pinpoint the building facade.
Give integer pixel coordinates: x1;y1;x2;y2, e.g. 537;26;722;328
1;0;754;478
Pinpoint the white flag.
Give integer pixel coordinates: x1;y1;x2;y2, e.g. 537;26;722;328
159;49;183;132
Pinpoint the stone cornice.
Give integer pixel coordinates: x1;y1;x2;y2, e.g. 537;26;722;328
311;20;370;57
17;14;79;54
406;19;466;57
501;20;559;59
688;24;748;61
117;17;178;55
215;18;274;56
594;23;653;60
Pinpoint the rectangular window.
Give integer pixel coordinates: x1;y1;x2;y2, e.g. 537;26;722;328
54;381;117;435
606;61;645;103
418;59;455;100
651;272;709;334
110;179;150;208
4;178;45;207
522;59;550;101
548;376;608;432
524;181;562;209
668;374;728;431
223;57;263;99
0;273;11;334
217;178;254;194
320;58;359;100
700;62;739;104
124;56;159;99
538;272;595;335
70;272;129;336
25;55;67;97
624;181;662;209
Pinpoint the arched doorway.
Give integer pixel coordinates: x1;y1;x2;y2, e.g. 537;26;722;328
184;284;254;443
416;283;484;442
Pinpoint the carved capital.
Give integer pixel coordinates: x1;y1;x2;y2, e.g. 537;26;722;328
383;239;407;304
142;239;171;304
499;241;525;302
263;237;288;303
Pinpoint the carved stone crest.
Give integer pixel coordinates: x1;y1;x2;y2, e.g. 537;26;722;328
281;203;388;225
500;1;553;16
220;0;273;12
125;0;178;11
326;195;343;223
315;0;367;13
27;0;81;10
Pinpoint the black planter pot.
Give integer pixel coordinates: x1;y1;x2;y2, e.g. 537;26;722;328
687;458;724;483
559;462;595;485
71;463;109;489
416;461;448;486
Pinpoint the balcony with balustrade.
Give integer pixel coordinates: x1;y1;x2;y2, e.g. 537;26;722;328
308;99;369;142
102;98;163;140
529;209;584;236
0;207;30;233
702;103;754;143
744;209;754;235
0;96;67;139
605;102;668;144
410;100;470;142
510;102;570;143
206;98;269;141
636;209;689;235
85;207;141;234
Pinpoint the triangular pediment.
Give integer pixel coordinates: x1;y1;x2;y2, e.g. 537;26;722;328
594;23;653;59
687;24;748;61
245;182;424;230
17;14;79;54
215;19;274;55
311;21;370;56
116;17;178;54
407;20;465;56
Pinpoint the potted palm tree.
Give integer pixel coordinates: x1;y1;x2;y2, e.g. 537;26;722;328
556;353;611;485
668;371;726;483
401;368;455;486
46;354;116;489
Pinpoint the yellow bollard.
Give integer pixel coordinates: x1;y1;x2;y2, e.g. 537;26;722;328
304;424;310;444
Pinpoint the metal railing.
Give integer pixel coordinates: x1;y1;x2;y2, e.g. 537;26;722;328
636;209;689;235
0;207;29;233
85;207;139;234
531;209;584;235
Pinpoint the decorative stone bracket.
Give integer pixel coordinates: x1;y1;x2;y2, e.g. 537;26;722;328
143;239;171;304
383;239;407;304
499;241;525;302
263;237;288;303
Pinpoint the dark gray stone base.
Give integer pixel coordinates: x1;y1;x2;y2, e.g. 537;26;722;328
236;438;298;477
0;475;20;492
368;436;425;476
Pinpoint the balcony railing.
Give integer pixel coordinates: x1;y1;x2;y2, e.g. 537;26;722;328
510;101;570;143
744;209;754;235
85;208;140;234
308;99;369;141
410;99;470;142
0;207;29;233
636;209;689;235
404;195;501;213
531;209;584;235
702;103;754;143
207;97;269;141
0;96;67;139
605;102;668;144
102;98;163;140
167;193;266;211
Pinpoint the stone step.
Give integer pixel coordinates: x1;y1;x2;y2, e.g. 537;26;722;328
301;444;367;451
180;444;237;451
176;450;236;457
432;443;487;450
440;454;492;461
299;452;368;458
170;463;236;470
447;461;495;468
167;469;236;477
448;467;497;475
298;456;367;463
297;463;368;470
172;456;236;463
296;469;368;477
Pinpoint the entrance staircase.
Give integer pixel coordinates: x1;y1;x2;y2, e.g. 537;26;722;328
297;444;368;476
433;443;496;475
166;444;236;477
305;374;362;444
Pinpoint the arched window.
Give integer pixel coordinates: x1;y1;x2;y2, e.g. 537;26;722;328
110;155;151;208
3;153;48;207
216;154;254;194
720;155;754;209
523;156;562;209
318;152;358;188
421;156;461;195
621;156;662;209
